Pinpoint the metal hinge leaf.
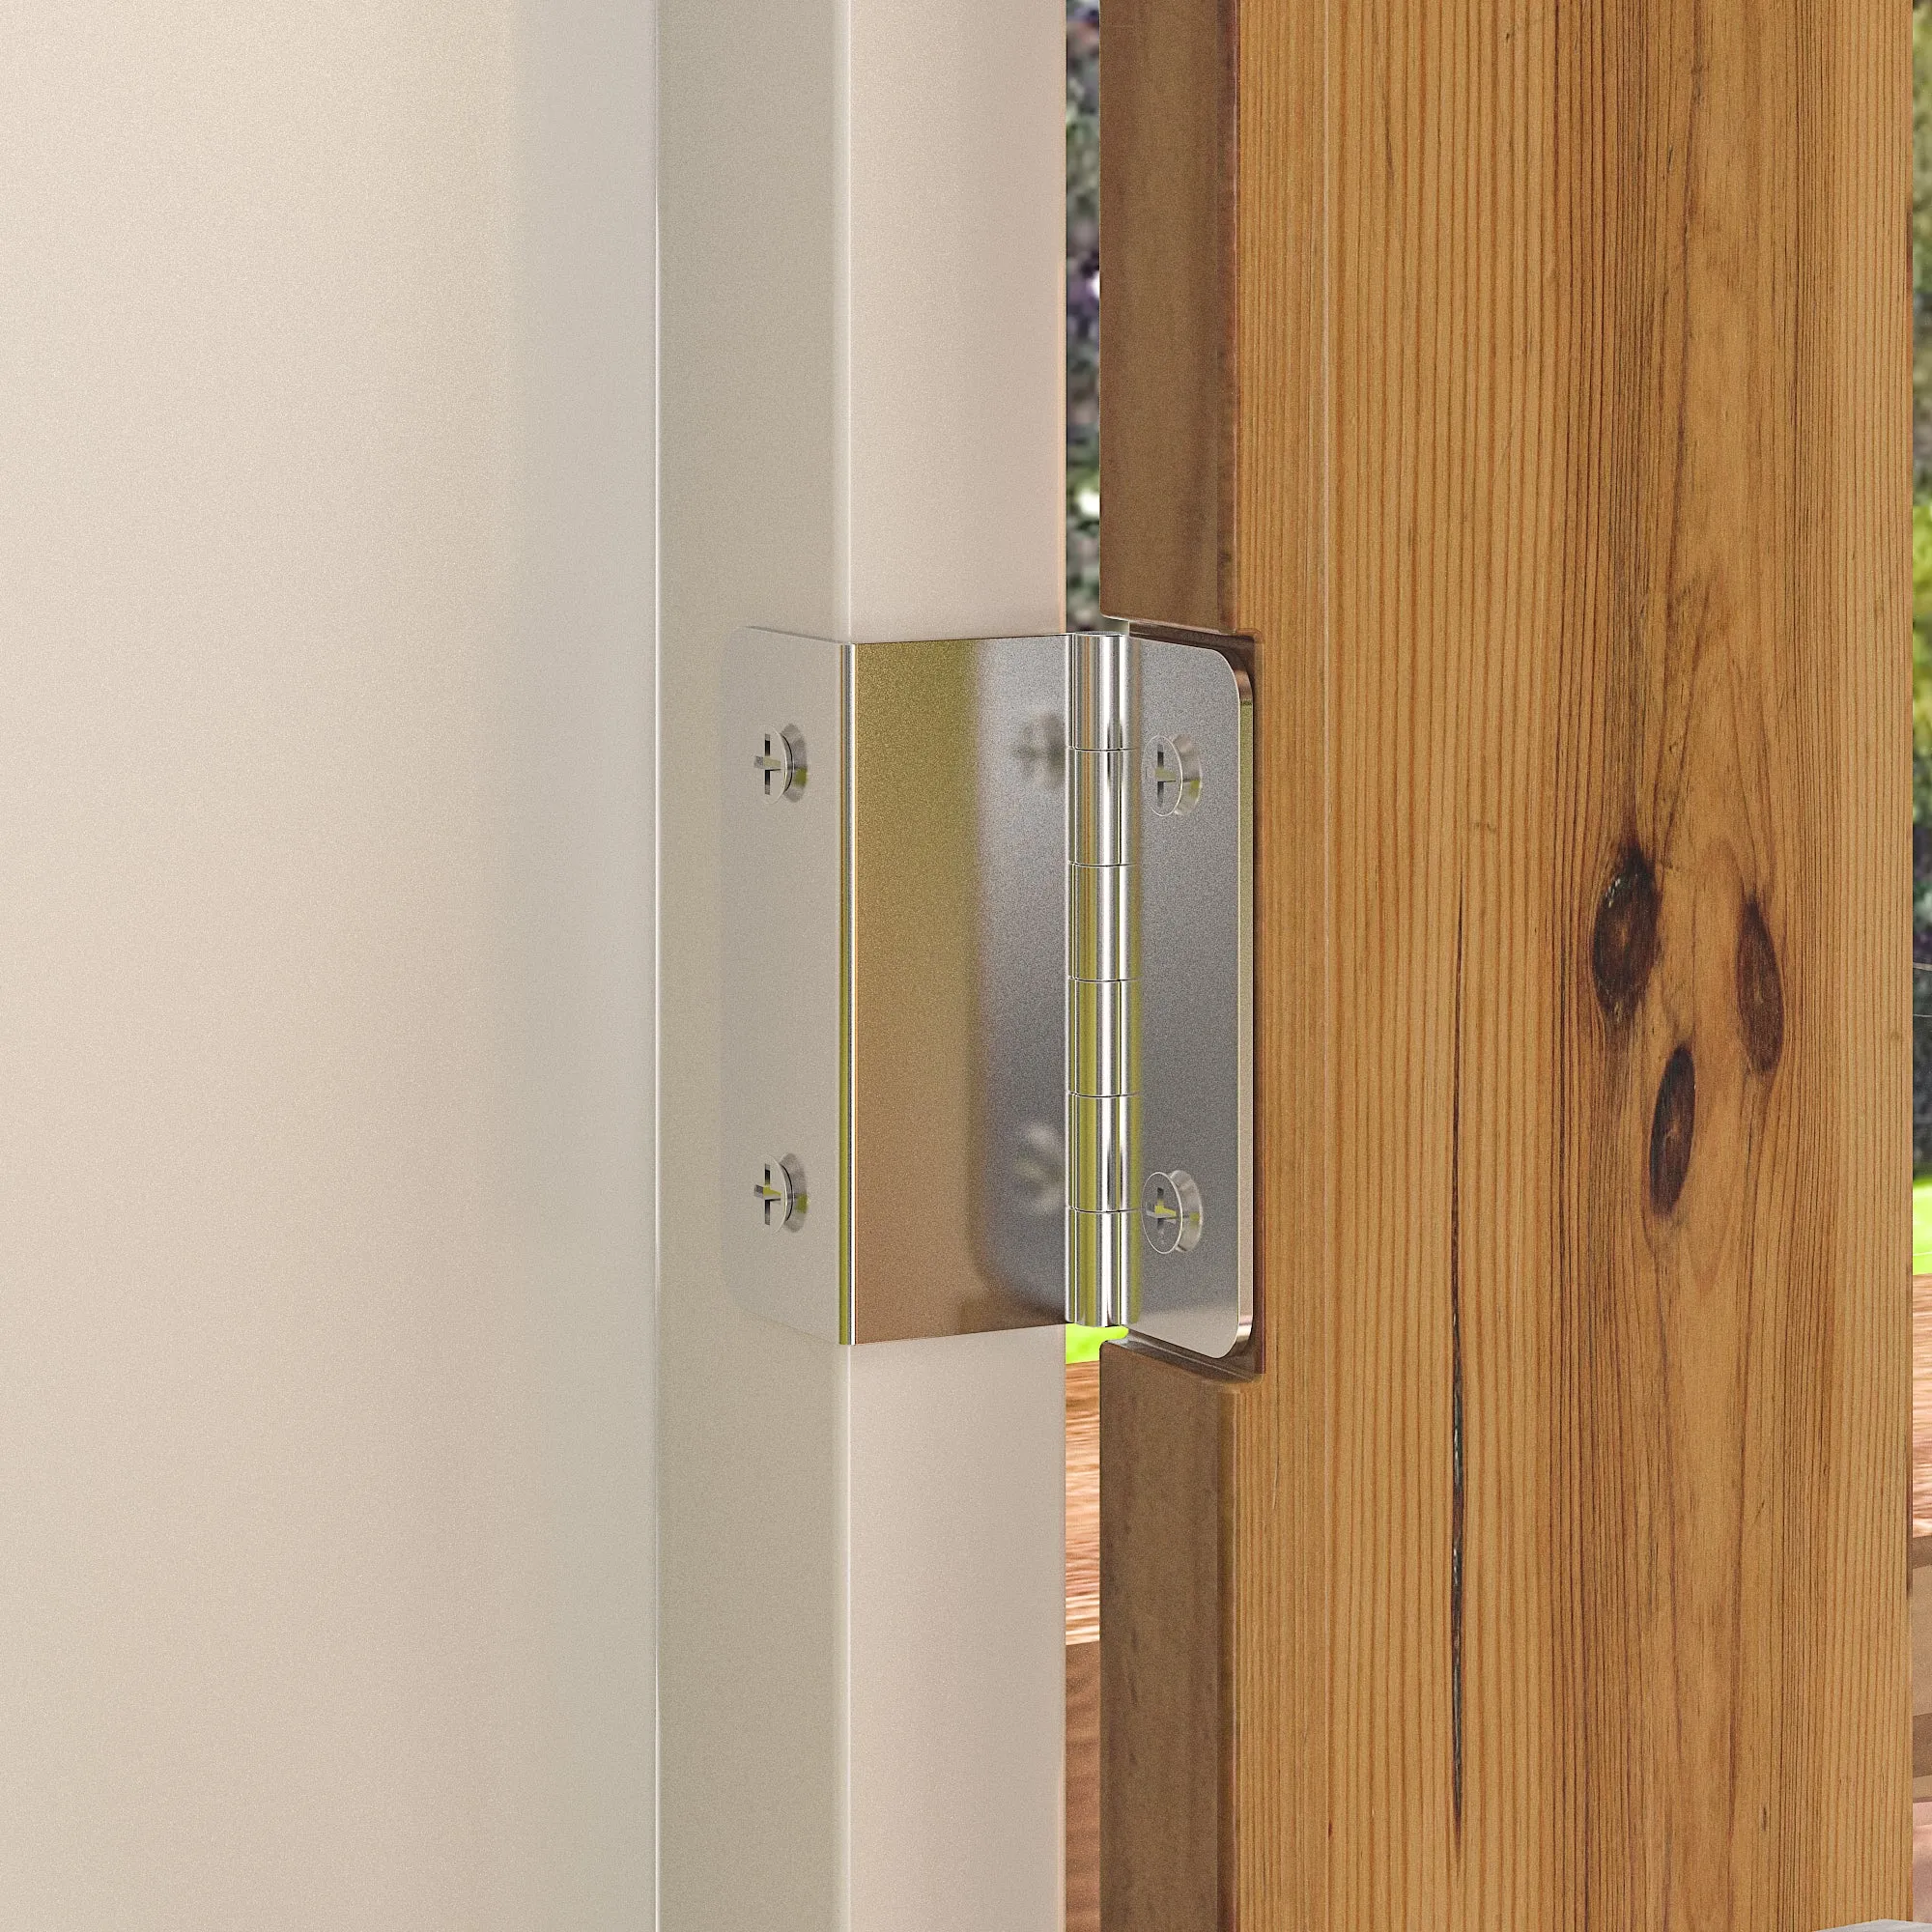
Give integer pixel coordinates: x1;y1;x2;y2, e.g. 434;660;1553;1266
722;625;1252;1369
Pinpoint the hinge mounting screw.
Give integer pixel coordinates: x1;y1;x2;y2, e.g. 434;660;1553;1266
1149;735;1203;816
755;1153;808;1231
755;724;808;800
1142;1169;1203;1254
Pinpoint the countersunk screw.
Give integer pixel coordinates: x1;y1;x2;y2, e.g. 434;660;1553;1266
755;1153;808;1231
1142;1169;1203;1254
755;724;808;800
1148;735;1203;817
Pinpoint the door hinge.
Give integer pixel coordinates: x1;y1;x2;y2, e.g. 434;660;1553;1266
722;624;1253;1369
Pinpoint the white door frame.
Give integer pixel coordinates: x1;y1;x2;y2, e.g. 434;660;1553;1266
658;3;1068;1925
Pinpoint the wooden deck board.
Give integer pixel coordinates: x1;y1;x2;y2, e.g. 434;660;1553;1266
1066;1358;1101;1932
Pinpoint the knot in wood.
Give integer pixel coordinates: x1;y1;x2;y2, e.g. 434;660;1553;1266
1649;1045;1695;1216
1735;899;1783;1074
1591;844;1660;1028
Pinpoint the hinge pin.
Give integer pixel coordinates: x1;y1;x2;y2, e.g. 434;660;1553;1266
1066;631;1142;1329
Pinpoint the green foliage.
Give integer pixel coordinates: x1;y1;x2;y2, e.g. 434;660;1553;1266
1916;7;1932;1164
1067;1;1099;626
1065;1323;1125;1365
1917;5;1932;494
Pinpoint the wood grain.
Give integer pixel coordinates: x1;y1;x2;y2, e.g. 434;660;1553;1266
1101;0;1914;1925
1099;1348;1226;1932
1097;0;1231;630
1067;1359;1099;1644
1067;1362;1100;1932
1915;1275;1932;1540
1066;1636;1100;1932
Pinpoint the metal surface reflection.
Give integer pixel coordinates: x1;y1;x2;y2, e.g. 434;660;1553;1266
723;625;1250;1361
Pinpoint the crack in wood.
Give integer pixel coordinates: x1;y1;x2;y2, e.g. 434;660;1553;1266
1451;901;1465;1833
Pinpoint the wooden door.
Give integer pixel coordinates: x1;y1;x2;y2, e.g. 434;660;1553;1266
1100;1;1912;1926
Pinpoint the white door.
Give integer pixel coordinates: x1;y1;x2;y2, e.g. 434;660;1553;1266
657;3;1069;1927
2;4;656;1922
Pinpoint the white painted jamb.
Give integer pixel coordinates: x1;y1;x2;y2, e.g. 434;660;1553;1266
659;0;1066;1927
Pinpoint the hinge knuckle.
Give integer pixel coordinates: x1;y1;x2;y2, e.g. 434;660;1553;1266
1066;632;1142;1329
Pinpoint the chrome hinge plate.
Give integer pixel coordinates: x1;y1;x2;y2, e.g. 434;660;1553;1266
721;625;1253;1368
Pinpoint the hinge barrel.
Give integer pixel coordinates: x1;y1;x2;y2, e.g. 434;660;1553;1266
1066;632;1141;1327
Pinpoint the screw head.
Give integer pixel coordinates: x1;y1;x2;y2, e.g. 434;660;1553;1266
754;724;809;800
754;1153;808;1231
1148;734;1203;817
1142;1169;1204;1255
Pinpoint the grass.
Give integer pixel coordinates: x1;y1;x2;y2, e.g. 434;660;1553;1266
1065;1323;1125;1364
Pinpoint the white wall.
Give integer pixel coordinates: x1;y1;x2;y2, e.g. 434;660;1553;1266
0;5;654;1925
658;1;1066;1926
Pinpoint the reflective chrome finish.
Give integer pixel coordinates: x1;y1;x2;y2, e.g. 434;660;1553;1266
754;723;809;800
1068;630;1138;750
1067;859;1138;981
1133;628;1254;1361
1065;632;1141;1328
1067;751;1135;864
1148;734;1202;817
1068;1208;1136;1316
976;659;1071;1321
1069;1092;1140;1209
723;627;1065;1345
1142;1169;1203;1255
754;1152;810;1232
723;623;1252;1365
1067;979;1138;1096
